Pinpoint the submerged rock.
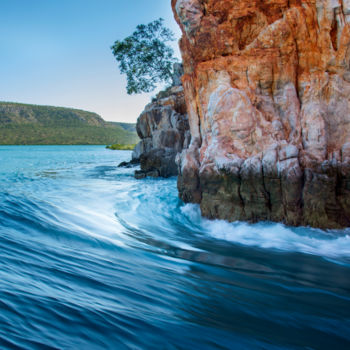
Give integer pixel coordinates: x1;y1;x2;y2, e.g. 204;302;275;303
172;0;350;229
118;158;139;168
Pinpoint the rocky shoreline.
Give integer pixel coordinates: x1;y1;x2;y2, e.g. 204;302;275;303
176;141;350;229
122;64;190;179
171;0;350;229
125;1;350;229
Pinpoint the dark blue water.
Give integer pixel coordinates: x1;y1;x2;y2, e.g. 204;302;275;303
0;146;349;350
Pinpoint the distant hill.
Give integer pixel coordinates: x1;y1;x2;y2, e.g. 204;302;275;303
0;102;139;145
108;121;137;133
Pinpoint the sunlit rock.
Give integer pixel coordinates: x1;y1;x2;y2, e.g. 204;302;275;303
172;0;350;228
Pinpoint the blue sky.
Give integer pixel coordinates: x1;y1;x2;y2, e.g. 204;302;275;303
0;0;181;122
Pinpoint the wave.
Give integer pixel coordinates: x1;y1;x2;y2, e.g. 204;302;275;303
181;204;350;261
1;146;349;350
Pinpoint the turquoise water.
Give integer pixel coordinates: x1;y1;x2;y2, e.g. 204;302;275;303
0;145;349;349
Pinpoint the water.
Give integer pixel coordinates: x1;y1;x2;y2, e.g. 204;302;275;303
0;146;349;350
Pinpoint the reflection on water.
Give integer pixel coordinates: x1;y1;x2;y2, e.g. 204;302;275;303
0;146;349;350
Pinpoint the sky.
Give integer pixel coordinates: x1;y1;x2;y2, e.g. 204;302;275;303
0;0;182;122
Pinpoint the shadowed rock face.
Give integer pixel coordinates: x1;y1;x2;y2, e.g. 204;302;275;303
172;0;350;228
132;66;190;179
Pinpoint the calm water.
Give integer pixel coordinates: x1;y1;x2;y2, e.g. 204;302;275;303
0;146;349;350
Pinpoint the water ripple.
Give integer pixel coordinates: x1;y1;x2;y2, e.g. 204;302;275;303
0;146;349;349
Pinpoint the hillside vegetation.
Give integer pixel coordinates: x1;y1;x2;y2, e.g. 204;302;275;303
0;102;139;145
106;143;136;150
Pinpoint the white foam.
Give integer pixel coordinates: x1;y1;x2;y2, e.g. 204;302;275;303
181;204;350;260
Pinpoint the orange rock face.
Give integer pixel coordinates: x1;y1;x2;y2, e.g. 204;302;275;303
172;0;350;228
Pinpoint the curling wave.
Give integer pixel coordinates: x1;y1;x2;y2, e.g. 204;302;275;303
0;146;349;350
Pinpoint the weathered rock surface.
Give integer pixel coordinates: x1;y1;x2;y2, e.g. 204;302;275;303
172;0;350;228
132;66;190;179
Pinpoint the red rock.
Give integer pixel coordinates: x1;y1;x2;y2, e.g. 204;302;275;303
172;0;350;228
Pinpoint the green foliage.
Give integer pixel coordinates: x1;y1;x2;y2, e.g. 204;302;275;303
111;18;178;94
0;101;105;127
0;102;139;145
0;125;139;145
107;122;136;132
106;143;136;150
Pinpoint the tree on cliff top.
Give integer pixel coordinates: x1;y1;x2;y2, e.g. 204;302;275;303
111;18;178;94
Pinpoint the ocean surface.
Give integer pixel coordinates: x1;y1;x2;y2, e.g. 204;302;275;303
0;145;349;350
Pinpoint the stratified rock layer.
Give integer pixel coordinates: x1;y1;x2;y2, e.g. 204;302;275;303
172;0;350;228
133;70;190;178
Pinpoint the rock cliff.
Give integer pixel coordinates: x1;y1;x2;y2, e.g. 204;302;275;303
132;64;190;178
172;0;350;228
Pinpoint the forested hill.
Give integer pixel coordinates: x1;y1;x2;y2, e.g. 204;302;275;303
0;102;138;145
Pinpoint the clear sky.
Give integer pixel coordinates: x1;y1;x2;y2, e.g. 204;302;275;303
0;0;181;122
